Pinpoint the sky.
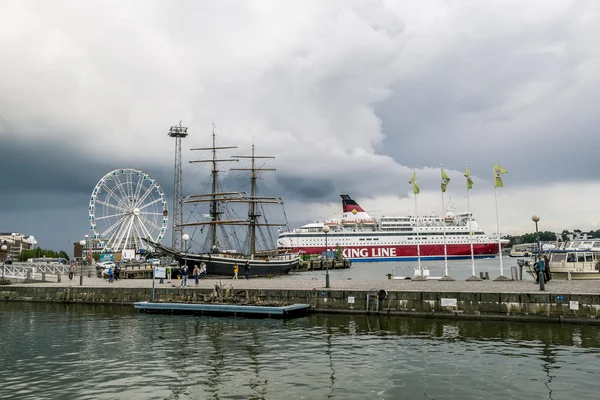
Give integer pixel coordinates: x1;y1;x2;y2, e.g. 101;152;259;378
1;0;600;255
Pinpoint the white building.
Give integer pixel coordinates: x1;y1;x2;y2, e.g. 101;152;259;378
0;232;35;261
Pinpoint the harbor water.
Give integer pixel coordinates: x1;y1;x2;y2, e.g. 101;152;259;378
1;301;598;400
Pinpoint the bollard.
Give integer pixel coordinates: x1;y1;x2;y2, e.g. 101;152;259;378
479;271;484;280
516;259;524;281
88;270;92;278
510;266;517;281
57;273;61;283
484;272;490;280
387;273;392;280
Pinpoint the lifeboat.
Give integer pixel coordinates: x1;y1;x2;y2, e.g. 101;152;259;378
324;220;339;226
341;219;358;225
358;219;376;225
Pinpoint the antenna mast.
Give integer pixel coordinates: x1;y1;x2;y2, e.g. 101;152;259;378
168;121;188;251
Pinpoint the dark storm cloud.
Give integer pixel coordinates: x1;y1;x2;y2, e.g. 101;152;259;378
0;137;177;251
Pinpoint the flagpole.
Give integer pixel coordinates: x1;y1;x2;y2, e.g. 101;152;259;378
415;192;421;275
466;174;475;277
493;169;505;278
441;166;448;277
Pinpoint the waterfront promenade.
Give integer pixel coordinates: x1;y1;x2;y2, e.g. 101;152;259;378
9;274;600;294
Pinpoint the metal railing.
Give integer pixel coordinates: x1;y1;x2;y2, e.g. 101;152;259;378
1;263;71;281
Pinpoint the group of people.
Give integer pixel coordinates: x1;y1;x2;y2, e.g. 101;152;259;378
179;262;207;287
171;259;254;286
178;260;251;285
106;265;121;283
533;255;551;284
233;260;250;279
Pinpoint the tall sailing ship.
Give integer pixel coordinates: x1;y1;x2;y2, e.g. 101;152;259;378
277;195;508;262
149;130;300;276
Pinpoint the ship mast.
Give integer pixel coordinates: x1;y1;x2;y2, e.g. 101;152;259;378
231;143;277;255
182;133;285;255
186;124;238;251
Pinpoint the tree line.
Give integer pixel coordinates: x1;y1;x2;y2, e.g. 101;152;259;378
17;248;70;262
504;229;600;247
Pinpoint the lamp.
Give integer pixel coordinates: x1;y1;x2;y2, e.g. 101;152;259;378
182;233;190;269
531;215;544;291
79;239;86;286
322;225;330;288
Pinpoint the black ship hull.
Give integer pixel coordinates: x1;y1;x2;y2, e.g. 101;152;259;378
148;241;300;277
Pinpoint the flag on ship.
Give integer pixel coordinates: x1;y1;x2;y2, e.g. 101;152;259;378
441;168;450;192
464;165;473;190
493;164;508;188
409;170;420;194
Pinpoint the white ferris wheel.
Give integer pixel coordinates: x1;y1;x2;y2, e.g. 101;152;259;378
89;168;168;253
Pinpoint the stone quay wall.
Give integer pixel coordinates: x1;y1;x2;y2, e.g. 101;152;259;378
1;285;600;324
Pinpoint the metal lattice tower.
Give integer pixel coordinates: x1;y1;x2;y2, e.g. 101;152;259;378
168;122;188;250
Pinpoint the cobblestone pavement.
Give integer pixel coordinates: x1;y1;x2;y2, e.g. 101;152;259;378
10;275;600;294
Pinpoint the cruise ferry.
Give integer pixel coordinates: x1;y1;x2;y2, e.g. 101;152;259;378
277;195;507;262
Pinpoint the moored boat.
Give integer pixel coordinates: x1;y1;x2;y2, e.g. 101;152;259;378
526;246;600;280
277;194;508;262
509;244;533;258
151;129;300;276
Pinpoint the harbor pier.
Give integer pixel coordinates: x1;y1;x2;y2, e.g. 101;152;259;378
2;277;600;324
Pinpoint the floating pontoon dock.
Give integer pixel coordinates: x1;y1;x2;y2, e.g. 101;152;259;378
133;301;310;318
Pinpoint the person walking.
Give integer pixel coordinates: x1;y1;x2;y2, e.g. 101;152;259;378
244;260;250;280
115;263;121;281
107;266;114;283
180;264;189;287
193;265;200;287
200;262;207;280
68;264;75;281
233;264;239;280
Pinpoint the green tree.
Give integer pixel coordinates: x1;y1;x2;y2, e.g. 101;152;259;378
521;233;536;243
561;230;570;242
18;248;70;262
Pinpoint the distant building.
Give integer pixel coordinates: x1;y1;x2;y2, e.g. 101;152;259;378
0;232;35;261
72;238;102;261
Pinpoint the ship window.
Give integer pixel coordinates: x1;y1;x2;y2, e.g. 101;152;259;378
567;253;575;262
577;253;585;263
586;253;593;262
594;242;600;248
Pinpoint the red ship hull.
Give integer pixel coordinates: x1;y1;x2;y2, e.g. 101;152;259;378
290;243;502;262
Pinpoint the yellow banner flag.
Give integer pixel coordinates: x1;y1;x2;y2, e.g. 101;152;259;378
464;165;473;190
441;168;450;192
409;170;420;195
494;164;507;188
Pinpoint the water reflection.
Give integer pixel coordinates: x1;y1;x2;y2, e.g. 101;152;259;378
2;302;600;400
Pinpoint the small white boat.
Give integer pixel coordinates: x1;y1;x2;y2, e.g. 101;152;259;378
509;244;533;257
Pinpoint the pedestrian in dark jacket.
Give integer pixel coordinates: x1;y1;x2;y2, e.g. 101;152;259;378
244;260;250;280
180;265;189;287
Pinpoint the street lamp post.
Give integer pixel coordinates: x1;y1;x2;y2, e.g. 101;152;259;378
322;225;330;288
1;243;7;282
79;239;86;286
532;215;544;291
182;233;190;271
